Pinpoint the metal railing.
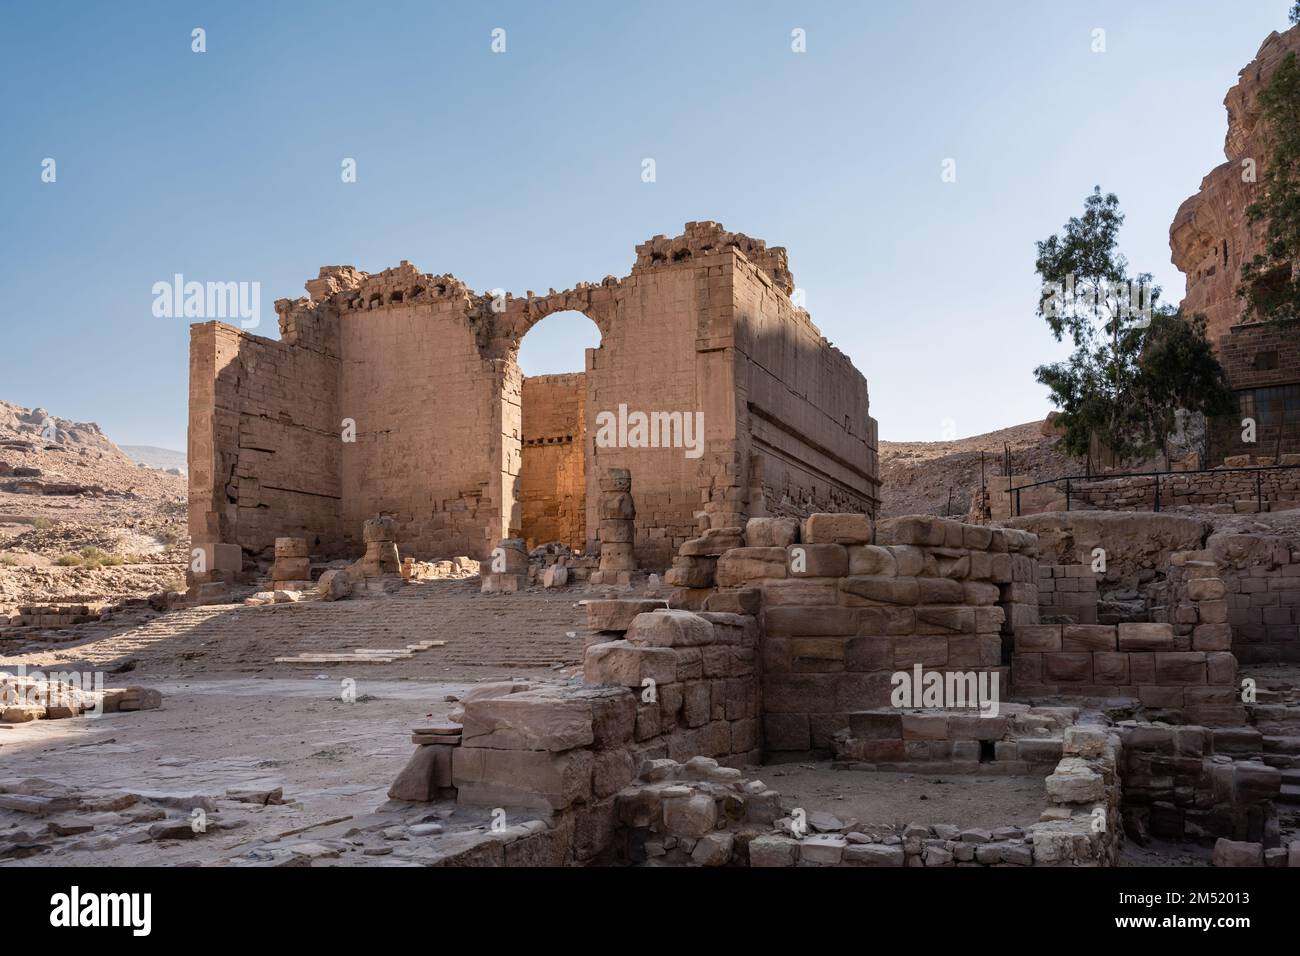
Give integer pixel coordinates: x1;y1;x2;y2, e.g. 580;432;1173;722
1003;462;1300;517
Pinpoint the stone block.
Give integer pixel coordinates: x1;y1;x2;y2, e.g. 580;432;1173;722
387;745;454;801
1061;624;1116;652
461;690;595;751
803;513;873;546
715;547;787;586
788;543;847;578
1118;623;1175;650
662;793;716;838
1154;652;1207;685
1043;652;1092;683
1014;625;1062;652
749;834;800;867
586;599;668;633
745;517;800;548
799;834;847;864
1211;839;1263;867
839;576;919;606
625;610;715;647
452;747;593;811
848;545;898;577
584;641;677;687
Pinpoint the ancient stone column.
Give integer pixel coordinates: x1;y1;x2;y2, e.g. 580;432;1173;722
481;537;528;592
592;468;635;586
271;537;310;588
356;517;400;577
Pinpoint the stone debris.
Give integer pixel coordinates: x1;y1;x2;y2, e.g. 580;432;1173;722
272;640;445;665
0;672;161;722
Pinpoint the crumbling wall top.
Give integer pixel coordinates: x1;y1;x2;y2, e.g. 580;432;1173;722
633;221;794;296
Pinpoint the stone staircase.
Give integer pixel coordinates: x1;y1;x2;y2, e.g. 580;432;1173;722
1249;686;1300;804
2;579;590;678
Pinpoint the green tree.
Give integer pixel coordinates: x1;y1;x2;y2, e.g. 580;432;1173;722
1291;2;1299;25
1238;49;1300;323
1034;188;1235;463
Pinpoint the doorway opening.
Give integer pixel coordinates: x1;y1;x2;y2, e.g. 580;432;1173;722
515;311;602;551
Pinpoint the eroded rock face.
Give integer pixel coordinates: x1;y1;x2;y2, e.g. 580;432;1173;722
1170;25;1300;346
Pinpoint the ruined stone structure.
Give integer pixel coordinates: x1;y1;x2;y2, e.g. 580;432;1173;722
520;373;587;551
188;222;879;573
384;511;1297;867
1171;25;1300;461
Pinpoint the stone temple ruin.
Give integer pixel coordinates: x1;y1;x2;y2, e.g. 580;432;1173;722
187;220;879;580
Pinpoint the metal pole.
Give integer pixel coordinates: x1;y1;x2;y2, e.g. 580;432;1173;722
1154;474;1160;513
1005;443;1012;518
1257;471;1263;512
1066;477;1071;512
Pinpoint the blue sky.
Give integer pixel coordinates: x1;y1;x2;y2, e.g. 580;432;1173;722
0;0;1292;450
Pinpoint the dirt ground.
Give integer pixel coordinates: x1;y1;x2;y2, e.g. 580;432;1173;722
0;575;603;866
0;675;564;866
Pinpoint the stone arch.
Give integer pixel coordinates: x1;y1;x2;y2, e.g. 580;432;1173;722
507;309;606;552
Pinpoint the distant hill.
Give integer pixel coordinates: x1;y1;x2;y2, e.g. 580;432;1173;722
879;419;1083;518
121;445;187;474
0;399;187;495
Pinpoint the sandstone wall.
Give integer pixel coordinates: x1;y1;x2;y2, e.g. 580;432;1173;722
519;373;587;550
732;255;880;523
996;465;1300;520
1037;564;1099;624
188;321;343;562
1209;532;1300;663
1208;322;1300;462
1006;512;1209;593
430;607;762;829
1012;622;1237;725
710;514;1036;756
338;286;504;560
1057;467;1300;514
583;257;723;567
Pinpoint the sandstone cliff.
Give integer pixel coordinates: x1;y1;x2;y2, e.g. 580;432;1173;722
1170;24;1300;345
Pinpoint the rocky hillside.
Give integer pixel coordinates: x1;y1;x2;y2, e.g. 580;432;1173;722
879;419;1086;519
0;401;188;611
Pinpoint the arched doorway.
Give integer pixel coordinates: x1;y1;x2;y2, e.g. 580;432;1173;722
513;311;602;551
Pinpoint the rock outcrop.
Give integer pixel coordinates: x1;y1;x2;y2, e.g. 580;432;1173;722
1170;25;1300;345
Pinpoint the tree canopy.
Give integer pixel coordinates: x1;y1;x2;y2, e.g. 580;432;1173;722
1034;189;1235;463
